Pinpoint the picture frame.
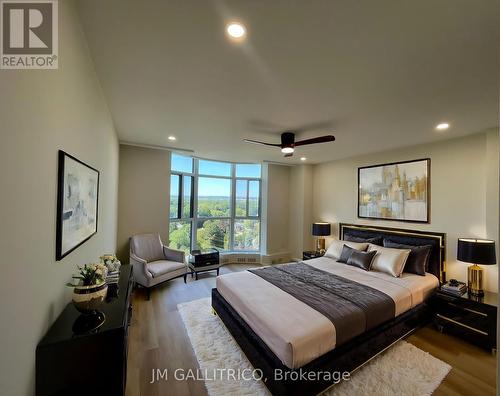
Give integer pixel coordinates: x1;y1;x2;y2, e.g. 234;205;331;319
358;158;430;223
56;150;100;260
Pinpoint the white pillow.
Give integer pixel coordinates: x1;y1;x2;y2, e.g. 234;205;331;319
368;244;411;277
325;240;369;260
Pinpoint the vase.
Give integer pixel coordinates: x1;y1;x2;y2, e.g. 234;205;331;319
105;260;121;272
72;281;108;314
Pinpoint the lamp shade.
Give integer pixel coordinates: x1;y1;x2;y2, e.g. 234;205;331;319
312;223;331;236
457;238;496;265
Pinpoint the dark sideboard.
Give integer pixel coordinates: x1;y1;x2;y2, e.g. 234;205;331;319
36;265;134;395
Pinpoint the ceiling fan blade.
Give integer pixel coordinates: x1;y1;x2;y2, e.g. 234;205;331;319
294;135;336;146
283;152;293;157
243;139;281;147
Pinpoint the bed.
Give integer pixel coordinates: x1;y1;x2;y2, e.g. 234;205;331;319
211;223;446;395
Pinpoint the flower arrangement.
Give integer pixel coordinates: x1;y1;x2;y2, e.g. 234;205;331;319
67;263;107;287
100;254;121;272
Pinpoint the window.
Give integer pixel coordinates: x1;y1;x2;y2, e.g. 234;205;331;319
198;177;231;217
172;153;193;173
169;220;192;252
169;155;261;252
199;159;231;177
169;154;194;252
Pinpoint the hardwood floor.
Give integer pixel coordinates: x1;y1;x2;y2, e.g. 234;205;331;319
127;264;496;396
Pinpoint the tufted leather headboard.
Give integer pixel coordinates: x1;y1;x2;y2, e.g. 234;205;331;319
339;223;446;283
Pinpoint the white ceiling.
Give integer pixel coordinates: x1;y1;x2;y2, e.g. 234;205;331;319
76;0;499;164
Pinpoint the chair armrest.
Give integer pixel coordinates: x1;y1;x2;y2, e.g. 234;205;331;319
163;245;186;264
130;252;152;286
130;253;147;264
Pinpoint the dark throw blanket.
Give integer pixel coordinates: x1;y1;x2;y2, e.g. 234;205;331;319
249;263;395;345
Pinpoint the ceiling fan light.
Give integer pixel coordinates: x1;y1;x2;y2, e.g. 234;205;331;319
281;147;294;154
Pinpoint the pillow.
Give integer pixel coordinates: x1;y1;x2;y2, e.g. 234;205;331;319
344;235;384;246
383;240;432;276
347;249;377;271
338;245;356;263
367;244;411;277
324;240;369;260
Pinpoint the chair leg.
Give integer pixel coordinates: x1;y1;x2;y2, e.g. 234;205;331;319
183;273;187;283
146;288;151;301
195;272;198;280
217;268;220;276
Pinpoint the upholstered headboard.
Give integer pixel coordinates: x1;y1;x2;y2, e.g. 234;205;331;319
339;223;446;282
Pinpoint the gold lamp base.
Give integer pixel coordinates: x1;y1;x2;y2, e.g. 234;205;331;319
316;238;326;254
468;264;484;296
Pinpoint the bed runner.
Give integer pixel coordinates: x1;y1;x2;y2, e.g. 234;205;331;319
249;263;395;345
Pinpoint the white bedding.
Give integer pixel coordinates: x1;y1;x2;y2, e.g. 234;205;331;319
216;257;439;369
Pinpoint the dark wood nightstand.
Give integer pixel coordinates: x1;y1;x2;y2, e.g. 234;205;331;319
429;288;498;352
303;251;324;260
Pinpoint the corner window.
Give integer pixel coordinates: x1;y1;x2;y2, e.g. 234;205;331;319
169;155;261;253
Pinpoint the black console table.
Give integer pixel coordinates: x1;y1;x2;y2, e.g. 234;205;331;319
36;265;134;395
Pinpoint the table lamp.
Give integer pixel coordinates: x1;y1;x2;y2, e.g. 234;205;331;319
312;223;331;254
457;238;496;296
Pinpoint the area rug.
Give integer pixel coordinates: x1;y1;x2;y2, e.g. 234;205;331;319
178;298;451;396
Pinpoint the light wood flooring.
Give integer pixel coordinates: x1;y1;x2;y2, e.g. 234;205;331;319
126;264;496;396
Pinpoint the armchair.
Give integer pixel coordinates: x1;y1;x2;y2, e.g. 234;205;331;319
130;233;187;299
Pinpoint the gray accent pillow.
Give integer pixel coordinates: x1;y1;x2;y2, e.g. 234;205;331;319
346;249;377;271
338;245;356;263
325;240;369;260
383;240;432;276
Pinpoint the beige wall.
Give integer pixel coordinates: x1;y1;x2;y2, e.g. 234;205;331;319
262;164;290;257
0;2;119;395
117;145;171;261
288;165;314;259
312;130;499;292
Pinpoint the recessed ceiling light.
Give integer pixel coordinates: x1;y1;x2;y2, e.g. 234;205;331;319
281;147;294;154
300;157;307;161
226;22;246;39
435;123;450;131
168;136;177;141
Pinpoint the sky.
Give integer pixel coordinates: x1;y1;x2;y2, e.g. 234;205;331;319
171;154;261;196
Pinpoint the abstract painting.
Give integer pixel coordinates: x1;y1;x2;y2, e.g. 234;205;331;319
358;159;430;223
56;151;99;260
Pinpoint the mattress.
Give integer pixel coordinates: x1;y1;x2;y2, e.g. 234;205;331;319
216;257;438;369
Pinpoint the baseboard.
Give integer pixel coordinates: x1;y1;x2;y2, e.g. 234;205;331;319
260;251;291;265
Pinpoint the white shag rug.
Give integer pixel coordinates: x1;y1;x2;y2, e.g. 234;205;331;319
178;298;451;396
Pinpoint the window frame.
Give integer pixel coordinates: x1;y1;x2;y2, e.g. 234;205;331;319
169;155;261;253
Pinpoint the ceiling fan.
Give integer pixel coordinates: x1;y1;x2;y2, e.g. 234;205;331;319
243;131;336;157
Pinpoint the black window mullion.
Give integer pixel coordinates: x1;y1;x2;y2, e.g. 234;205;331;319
178;175;183;219
189;176;194;219
245;180;249;217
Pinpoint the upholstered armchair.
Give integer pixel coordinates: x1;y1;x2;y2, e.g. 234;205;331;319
130;233;187;299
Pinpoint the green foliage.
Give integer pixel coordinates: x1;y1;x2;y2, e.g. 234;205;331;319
169;221;191;253
197;197;230;217
169;197;260;252
67;263;106;287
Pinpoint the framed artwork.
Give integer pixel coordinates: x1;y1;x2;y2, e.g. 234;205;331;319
56;150;99;260
358;158;430;223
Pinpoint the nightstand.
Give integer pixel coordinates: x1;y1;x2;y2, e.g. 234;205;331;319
303;251;324;260
429;288;498;352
